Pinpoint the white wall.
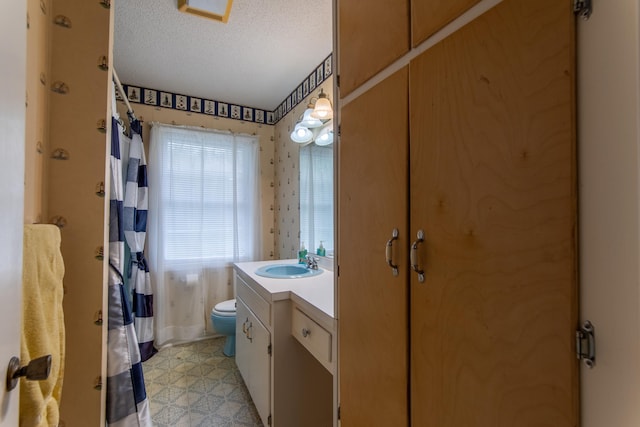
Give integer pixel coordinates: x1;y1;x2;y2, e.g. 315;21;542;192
578;1;640;425
0;0;25;424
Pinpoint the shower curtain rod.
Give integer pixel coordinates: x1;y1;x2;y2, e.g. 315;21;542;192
112;68;135;118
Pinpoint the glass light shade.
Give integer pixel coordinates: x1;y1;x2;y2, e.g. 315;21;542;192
311;97;333;120
315;126;334;146
290;123;313;143
300;108;323;128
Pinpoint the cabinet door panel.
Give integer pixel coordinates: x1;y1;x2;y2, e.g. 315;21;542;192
411;0;480;46
409;0;577;425
338;67;409;426
338;0;409;96
236;298;251;387
236;298;271;426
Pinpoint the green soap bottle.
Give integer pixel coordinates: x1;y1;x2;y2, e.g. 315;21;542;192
298;242;307;264
316;241;326;257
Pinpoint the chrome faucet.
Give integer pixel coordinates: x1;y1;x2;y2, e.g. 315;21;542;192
305;254;319;270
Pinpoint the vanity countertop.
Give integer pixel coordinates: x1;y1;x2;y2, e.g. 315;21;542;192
233;259;334;320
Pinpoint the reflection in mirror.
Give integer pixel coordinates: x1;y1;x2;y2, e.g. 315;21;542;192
300;142;334;256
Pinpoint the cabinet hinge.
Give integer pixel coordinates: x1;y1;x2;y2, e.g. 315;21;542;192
573;0;592;20
267;343;272;356
267;414;272;426
576;320;596;368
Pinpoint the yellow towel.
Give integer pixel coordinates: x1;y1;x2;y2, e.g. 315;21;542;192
20;225;65;427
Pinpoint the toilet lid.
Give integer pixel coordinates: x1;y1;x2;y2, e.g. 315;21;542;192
213;299;236;313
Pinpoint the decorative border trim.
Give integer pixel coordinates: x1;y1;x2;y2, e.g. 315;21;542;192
274;53;333;124
119;53;333;126
120;84;274;125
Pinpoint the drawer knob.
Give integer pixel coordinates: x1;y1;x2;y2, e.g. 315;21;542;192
302;328;311;338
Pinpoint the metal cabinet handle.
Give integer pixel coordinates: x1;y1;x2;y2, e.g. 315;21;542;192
246;322;253;342
242;318;248;334
410;230;425;283
302;328;311;338
385;228;399;276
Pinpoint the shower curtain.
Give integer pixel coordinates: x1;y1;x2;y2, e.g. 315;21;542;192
124;114;156;361
106;109;152;426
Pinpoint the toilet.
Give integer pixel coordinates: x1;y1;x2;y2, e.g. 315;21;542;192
210;299;237;357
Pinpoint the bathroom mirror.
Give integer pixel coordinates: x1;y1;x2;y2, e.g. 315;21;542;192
299;140;334;256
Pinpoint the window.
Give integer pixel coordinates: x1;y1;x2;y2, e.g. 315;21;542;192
148;124;260;265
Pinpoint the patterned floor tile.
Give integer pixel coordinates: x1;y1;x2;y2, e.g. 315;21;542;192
227;385;252;404
142;337;262;426
151;384;189;406
191;413;233;427
190;394;226;413
152;404;190;425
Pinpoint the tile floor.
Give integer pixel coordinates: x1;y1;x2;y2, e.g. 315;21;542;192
142;337;262;427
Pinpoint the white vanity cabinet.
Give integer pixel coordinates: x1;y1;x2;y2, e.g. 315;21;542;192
235;297;271;426
234;263;334;427
291;304;334;374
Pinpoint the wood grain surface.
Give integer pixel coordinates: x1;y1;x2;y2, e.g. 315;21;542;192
409;0;578;425
338;67;410;426
338;0;410;96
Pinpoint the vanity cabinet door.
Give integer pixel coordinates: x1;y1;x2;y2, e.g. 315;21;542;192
236;298;271;426
338;67;409;426
338;0;409;96
409;0;577;425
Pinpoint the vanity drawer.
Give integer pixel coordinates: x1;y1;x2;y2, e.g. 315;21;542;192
235;273;270;326
291;308;332;366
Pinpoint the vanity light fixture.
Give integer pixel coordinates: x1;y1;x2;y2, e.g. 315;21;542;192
178;0;234;23
291;90;334;143
311;89;333;120
315;125;334;146
300;104;323;129
290;123;314;144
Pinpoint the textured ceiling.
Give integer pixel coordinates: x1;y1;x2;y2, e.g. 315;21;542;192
114;0;333;111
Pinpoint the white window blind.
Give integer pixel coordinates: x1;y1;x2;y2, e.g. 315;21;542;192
148;124;260;266
300;144;334;253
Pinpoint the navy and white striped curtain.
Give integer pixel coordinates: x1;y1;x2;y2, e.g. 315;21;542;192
123;115;156;361
107;115;152;426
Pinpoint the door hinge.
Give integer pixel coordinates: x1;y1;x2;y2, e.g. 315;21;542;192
337;124;341;137
337;405;341;420
573;0;592;20
337;74;340;88
576;320;596;368
267;343;272;356
267;414;272;426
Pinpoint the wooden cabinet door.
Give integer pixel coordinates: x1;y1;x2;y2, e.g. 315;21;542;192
338;0;409;96
338;67;409;426
409;0;577;425
411;0;480;46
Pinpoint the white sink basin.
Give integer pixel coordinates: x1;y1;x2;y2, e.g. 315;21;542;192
255;264;322;279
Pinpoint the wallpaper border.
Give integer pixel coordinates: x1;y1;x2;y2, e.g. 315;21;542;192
120;53;333;126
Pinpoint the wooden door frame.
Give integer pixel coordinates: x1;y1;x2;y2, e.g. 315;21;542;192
577;1;640;426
